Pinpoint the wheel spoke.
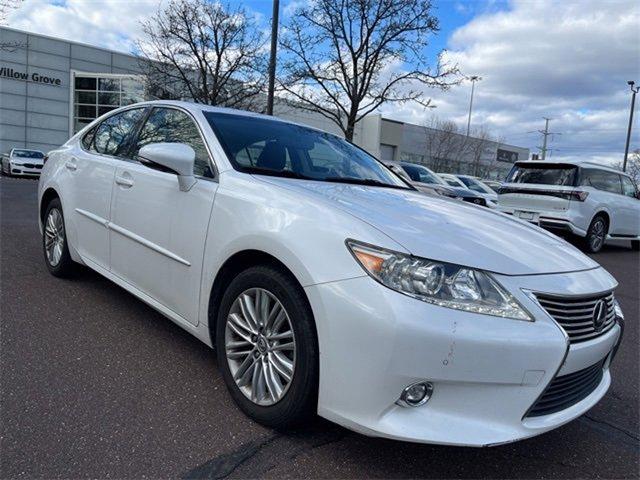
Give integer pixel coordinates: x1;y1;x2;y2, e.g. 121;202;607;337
268;330;292;341
234;353;258;383
251;362;266;402
271;341;294;352
229;312;256;335
271;310;287;334
239;293;260;331
263;361;283;401
264;303;281;334
227;320;253;344
269;351;293;382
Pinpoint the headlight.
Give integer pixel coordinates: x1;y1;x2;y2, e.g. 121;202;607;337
613;299;624;320
346;240;532;321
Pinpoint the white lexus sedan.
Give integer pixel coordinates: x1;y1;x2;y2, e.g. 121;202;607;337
38;101;624;446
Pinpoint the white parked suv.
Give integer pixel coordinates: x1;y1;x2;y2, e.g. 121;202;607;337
38;102;624;446
2;148;45;177
498;161;640;253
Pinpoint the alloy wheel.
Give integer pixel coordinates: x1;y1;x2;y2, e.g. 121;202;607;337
44;208;65;267
589;219;605;251
224;288;296;406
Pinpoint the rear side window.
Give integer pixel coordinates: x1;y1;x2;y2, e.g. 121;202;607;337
133;107;213;178
507;164;577;186
81;127;96;150
92;108;145;157
580;169;622;194
620;175;637;198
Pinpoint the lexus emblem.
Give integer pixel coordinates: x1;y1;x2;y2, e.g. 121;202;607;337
592;299;607;331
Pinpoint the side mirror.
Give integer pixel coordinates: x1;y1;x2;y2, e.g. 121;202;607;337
138;143;196;192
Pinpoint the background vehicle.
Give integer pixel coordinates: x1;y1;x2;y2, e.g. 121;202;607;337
438;173;467;188
387;161;488;206
482;179;503;192
2;148;45;177
38;102;623;446
455;175;499;208
498;161;640;252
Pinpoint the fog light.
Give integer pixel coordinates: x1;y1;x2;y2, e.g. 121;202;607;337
396;381;433;407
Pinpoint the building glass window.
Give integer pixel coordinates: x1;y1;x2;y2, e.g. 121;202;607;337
73;74;146;133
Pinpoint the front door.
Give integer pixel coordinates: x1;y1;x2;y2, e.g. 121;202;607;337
70;107;146;269
109;107;217;326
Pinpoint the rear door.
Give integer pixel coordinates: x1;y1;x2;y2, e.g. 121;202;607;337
109;106;217;326
69;107;146;269
619;175;640;236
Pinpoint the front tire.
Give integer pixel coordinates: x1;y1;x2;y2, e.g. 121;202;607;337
632;240;639;251
42;198;76;277
216;265;318;428
583;215;608;253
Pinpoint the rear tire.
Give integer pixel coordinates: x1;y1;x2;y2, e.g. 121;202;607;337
42;198;76;277
632;240;639;251
583;215;608;253
216;264;318;429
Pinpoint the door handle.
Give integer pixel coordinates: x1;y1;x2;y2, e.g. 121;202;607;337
115;175;134;187
65;159;77;171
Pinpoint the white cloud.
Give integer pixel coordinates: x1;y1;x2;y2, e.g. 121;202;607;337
379;0;640;165
7;0;161;53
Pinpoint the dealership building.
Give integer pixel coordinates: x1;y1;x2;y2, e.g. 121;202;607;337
1;26;528;178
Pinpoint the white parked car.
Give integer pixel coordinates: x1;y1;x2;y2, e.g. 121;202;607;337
2;148;45;177
498;161;640;252
455;174;499;208
38;101;624;446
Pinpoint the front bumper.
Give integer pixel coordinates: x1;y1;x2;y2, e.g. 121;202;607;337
10;163;43;176
305;267;620;446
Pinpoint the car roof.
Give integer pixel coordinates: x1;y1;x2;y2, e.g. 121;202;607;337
514;160;630;178
131;100;332;136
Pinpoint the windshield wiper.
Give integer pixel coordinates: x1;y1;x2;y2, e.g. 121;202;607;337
324;177;412;190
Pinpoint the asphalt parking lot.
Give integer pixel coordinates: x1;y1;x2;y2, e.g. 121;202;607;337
1;175;638;479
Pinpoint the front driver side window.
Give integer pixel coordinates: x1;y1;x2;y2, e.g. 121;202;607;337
132;108;213;178
91;108;145;157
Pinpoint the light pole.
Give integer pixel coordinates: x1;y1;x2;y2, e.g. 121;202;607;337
266;0;280;116
623;80;639;172
466;75;481;136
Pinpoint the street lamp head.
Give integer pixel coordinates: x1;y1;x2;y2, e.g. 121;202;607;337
628;80;635;87
469;75;482;82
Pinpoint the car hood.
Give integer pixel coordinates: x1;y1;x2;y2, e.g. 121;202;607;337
259;177;599;275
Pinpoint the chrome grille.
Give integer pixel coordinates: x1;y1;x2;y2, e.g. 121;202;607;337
525;359;605;417
535;291;616;343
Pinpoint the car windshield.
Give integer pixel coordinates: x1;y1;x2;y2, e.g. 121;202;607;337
458;176;494;194
400;164;446;185
204;112;409;189
13;150;44;159
507;164;578;186
442;176;462;187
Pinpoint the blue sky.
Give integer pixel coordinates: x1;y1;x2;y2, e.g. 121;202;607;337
7;0;640;164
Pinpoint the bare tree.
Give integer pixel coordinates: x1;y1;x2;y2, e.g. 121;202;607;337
137;0;267;110
279;0;459;141
422;119;465;173
615;149;640;185
1;0;24;26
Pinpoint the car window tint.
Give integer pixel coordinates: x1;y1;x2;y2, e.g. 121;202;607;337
581;169;622;194
81;127;96;150
133;107;213;178
92;108;145;157
621;175;637;198
507;165;577;186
